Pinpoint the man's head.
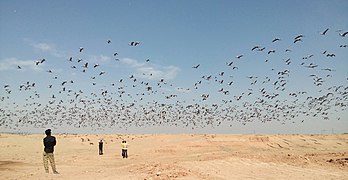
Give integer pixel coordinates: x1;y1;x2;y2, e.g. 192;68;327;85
45;129;51;136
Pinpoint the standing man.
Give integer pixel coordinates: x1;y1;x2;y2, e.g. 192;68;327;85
99;140;103;155
43;129;59;174
121;140;128;158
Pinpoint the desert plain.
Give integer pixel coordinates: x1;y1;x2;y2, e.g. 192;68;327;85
0;133;347;180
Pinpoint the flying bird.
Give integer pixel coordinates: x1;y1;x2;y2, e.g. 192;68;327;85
321;68;335;71
236;55;243;59
257;47;266;51
268;50;276;54
272;38;281;42
339;31;348;37
192;64;200;69
326;54;336;57
251;46;260;51
320;28;329;35
294;38;302;43
294;34;304;39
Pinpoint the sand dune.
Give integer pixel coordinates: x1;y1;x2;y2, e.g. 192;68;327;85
0;133;347;179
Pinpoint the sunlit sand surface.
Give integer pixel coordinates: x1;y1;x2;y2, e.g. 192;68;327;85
1;133;347;179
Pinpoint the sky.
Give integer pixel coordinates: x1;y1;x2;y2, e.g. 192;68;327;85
0;0;347;134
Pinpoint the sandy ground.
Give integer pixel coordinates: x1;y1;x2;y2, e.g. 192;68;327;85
0;133;347;180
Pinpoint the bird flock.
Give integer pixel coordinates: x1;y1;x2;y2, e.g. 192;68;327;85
1;28;347;132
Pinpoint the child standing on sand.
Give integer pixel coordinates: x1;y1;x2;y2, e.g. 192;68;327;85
121;140;128;158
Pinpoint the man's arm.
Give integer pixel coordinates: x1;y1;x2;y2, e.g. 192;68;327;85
53;137;56;146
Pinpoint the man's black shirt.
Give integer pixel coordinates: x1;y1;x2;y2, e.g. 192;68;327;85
43;135;56;153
